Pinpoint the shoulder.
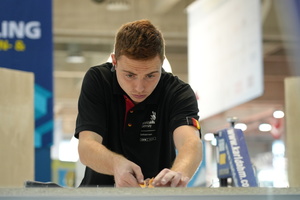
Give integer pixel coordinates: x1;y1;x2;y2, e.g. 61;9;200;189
160;72;191;92
83;63;113;83
158;72;197;105
81;62;114;92
87;62;113;77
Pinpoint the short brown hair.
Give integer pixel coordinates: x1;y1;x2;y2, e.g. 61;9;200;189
114;19;165;62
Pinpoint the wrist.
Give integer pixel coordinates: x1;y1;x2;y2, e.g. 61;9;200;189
111;153;124;175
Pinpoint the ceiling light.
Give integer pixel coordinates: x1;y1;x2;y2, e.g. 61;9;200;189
273;110;285;118
234;123;247;131
259;123;272;132
66;55;85;63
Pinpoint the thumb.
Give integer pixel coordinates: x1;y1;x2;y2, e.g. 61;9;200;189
132;165;144;184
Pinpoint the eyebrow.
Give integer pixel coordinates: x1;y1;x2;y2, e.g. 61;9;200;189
122;70;160;75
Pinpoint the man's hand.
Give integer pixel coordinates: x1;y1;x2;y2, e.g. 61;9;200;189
113;157;144;187
78;131;144;187
152;168;190;187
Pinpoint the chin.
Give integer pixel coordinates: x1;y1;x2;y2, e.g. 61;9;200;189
132;98;145;104
133;100;143;104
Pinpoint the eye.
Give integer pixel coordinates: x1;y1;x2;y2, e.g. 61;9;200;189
146;74;155;79
125;73;135;79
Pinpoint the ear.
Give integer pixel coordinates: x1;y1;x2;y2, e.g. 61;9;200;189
111;53;117;66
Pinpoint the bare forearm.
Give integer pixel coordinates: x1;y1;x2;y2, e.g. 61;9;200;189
171;138;202;178
78;138;123;175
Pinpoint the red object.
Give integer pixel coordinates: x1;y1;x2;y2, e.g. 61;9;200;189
270;118;284;139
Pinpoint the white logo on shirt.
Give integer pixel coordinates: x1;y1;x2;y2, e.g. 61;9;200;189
142;111;156;127
140;111;157;142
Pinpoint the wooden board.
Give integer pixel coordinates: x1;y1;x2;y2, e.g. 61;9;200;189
0;67;34;187
285;77;300;187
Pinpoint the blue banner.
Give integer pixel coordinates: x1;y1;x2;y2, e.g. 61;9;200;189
0;0;53;181
217;128;258;187
0;0;53;147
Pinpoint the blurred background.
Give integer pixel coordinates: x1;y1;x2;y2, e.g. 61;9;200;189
1;0;300;188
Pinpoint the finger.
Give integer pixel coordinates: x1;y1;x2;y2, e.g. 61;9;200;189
132;165;144;184
116;173;140;187
170;175;181;187
156;171;177;186
160;172;175;185
129;174;142;187
153;168;169;185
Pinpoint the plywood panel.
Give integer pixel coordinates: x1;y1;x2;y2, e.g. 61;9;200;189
0;67;34;187
285;77;300;187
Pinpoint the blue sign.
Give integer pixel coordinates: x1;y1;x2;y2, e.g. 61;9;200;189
217;128;258;187
0;0;53;181
0;0;53;147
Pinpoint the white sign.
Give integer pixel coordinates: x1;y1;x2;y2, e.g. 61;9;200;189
187;0;263;119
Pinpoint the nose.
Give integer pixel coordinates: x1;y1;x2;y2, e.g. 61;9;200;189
134;78;145;93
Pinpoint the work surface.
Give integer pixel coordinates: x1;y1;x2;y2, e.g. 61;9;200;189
1;187;300;200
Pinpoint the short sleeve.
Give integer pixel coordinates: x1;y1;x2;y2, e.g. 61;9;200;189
75;67;109;139
168;84;201;137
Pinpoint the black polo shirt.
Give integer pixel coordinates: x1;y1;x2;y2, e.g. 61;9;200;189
75;62;200;187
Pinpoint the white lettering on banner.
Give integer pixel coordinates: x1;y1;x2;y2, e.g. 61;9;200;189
225;144;238;184
0;21;41;39
227;129;250;187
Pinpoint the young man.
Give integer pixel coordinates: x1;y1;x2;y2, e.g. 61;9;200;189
75;19;202;187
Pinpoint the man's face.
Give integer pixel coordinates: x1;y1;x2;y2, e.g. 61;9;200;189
112;54;162;104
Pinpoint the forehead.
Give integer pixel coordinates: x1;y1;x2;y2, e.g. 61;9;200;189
117;55;162;73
